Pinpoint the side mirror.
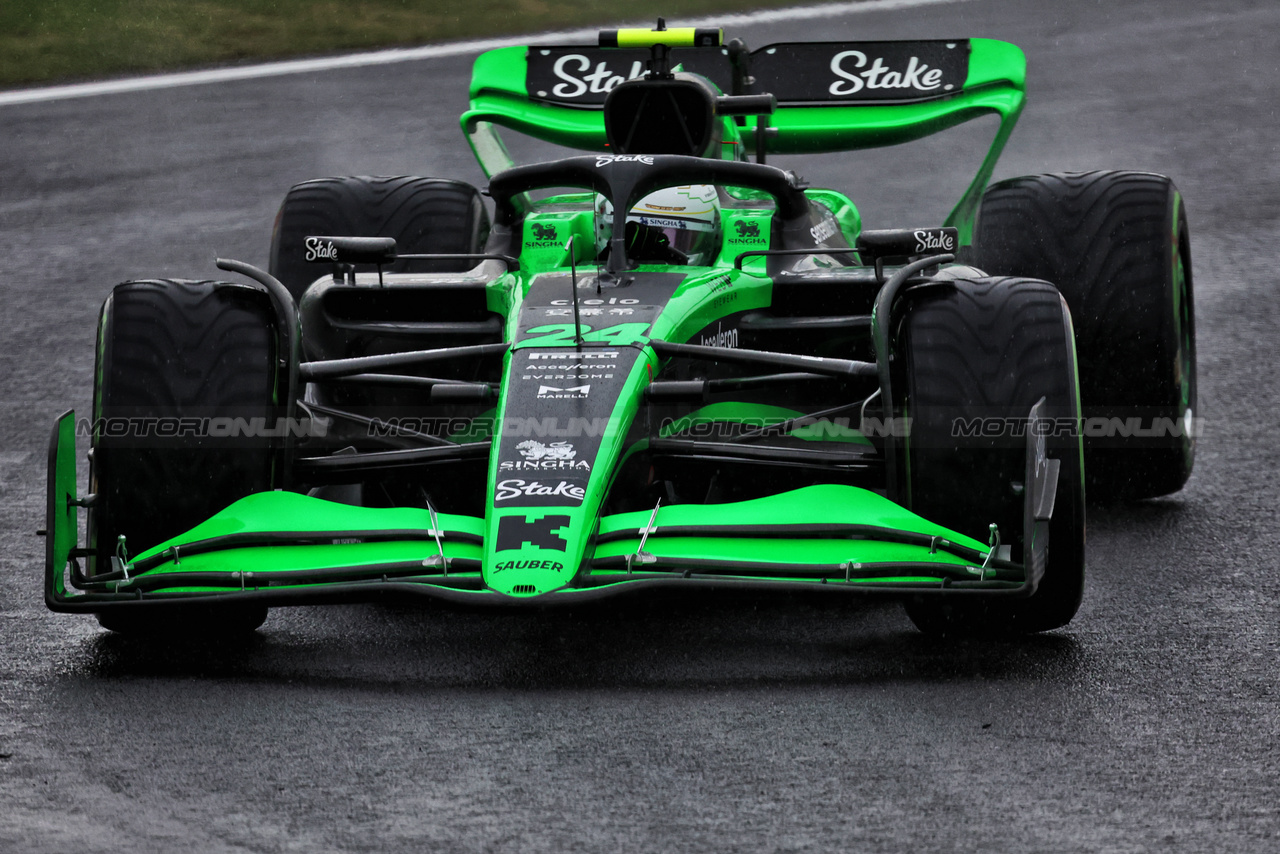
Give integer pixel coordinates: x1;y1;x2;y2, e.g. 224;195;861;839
856;227;958;262
303;236;398;265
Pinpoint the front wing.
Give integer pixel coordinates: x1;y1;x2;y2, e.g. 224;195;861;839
46;408;1060;615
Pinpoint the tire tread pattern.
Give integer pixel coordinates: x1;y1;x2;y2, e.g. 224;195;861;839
900;276;1085;635
972;170;1194;499
93;279;277;569
269;176;490;301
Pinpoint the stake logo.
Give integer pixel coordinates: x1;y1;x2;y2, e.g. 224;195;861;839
304;237;337;262
595;154;655;168
545;54;644;99
495;479;586;503
496;514;571;552
913;228;956;253
829;50;950;96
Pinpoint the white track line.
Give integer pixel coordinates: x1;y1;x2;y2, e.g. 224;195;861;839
0;0;968;107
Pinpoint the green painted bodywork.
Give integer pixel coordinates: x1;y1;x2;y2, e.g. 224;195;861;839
45;31;1040;613
95;485;988;593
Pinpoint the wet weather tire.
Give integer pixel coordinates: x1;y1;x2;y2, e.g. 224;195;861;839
896;277;1086;636
91;279;280;634
269;176;490;302
972;171;1195;501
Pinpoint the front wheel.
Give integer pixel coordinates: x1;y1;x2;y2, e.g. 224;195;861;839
91;278;283;634
894;277;1085;636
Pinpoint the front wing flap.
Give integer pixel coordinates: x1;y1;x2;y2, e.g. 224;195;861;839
46;408;1059;613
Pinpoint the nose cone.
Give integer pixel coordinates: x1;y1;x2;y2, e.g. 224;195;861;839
484;511;577;596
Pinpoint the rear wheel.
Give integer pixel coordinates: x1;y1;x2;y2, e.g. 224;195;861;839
91;279;281;634
895;277;1085;636
972;171;1195;501
269;176;490;302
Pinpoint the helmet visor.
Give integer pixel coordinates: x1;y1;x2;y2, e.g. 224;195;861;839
627;216;716;265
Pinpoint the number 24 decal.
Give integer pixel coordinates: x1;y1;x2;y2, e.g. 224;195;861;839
519;323;649;348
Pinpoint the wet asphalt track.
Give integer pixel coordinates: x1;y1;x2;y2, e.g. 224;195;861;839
1;0;1278;850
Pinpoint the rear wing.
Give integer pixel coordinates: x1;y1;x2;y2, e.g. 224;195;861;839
461;37;1026;242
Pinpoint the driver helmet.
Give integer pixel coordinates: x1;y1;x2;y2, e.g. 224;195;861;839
594;185;721;266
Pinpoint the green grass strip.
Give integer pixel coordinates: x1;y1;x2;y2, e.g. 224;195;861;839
0;0;826;87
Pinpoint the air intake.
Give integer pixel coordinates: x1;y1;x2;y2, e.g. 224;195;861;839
603;76;717;156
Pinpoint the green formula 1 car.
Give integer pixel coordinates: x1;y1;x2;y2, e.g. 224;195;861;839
45;23;1196;636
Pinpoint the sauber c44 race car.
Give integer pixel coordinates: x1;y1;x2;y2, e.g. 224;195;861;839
44;23;1196;636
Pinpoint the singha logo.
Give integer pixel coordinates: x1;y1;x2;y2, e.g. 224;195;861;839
502;440;590;472
532;223;557;240
517;440;576;461
729;220;764;245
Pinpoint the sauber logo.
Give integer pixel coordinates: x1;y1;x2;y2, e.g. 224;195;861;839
829;50;950;96
495;479;586;503
493;559;564;573
304;237;337;262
